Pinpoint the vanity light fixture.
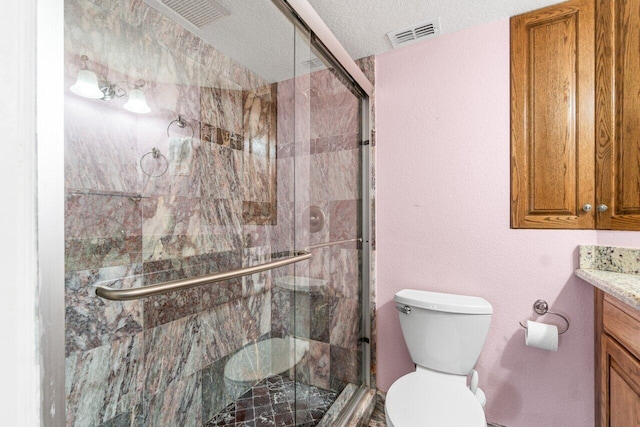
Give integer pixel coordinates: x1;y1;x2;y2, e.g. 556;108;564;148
69;56;104;99
70;55;151;113
123;87;151;114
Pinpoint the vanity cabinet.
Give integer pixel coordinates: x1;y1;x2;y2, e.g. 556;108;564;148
510;0;640;230
595;290;640;426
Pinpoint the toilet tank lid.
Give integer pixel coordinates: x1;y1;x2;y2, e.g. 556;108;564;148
395;289;493;314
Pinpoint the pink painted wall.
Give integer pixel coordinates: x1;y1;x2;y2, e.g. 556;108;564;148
375;19;640;426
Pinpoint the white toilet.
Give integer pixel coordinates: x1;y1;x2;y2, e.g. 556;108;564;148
385;289;493;427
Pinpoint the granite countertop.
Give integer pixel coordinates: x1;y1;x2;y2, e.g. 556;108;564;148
575;245;640;311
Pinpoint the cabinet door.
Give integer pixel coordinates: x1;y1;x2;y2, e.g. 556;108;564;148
595;0;640;230
600;335;640;427
510;0;595;228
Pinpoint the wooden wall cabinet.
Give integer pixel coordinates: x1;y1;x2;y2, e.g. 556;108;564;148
595;290;640;426
510;0;640;230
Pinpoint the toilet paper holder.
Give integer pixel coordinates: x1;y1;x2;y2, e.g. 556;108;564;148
519;299;569;334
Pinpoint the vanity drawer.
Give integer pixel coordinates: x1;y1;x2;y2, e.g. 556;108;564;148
603;295;640;360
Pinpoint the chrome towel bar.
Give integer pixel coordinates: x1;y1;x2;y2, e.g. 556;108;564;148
306;238;362;251
94;250;311;301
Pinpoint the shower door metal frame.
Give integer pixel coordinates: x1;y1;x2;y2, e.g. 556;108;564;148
37;0;66;424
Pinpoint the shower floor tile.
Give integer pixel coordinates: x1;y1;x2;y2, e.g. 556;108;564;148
204;374;338;426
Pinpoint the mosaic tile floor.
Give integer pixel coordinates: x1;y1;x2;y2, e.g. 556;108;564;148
204;375;338;426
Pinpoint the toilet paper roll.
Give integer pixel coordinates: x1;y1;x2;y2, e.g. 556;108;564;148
525;320;558;351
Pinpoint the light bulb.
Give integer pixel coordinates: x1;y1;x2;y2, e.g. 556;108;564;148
70;69;104;99
123;88;151;113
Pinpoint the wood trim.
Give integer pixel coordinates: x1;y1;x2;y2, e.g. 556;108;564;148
601;335;640;427
603;296;640;360
595;288;604;427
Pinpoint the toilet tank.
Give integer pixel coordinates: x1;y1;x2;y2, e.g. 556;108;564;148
395;289;493;376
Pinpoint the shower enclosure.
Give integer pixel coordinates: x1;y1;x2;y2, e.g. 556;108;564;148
62;0;373;425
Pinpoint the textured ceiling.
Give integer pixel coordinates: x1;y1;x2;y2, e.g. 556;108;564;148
306;0;565;59
146;0;566;84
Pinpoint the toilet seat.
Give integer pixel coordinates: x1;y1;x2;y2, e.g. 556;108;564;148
385;372;486;427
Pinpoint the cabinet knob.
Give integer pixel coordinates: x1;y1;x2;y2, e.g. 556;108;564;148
597;204;608;212
582;204;593;212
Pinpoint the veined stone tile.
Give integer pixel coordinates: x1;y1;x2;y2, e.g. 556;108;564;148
330;345;361;386
330;297;361;350
294;154;311;205
242;152;273;202
65;192;141;241
309;247;331;285
271;287;292;338
329;200;359;242
276;78;296;146
143;287;201;330
276;157;294;202
293;292;311;340
198;141;242;200
200;301;244;366
143;315;202;395
201;224;243;253
243;85;276;159
65;190;142;272
310;294;330;343
310;86;359;141
200;197;242;229
201;354;235;423
329;247;361;300
65;235;143;273
200;85;243;135
329;149;361;201
66;334;144;427
141;195;204;262
200;250;244;310
308;340;331;390
242;201;276;226
65;264;143;356
64;92;139;195
242;246;272;297
356;56;376;85
143;371;202;427
310;152;331;203
238;292;271;345
331;133;361;153
243;224;271;248
97;405;144;427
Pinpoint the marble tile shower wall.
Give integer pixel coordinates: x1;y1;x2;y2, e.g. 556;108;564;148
272;66;364;393
64;0;287;426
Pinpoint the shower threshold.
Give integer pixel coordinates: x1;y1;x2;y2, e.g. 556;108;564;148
204;374;338;426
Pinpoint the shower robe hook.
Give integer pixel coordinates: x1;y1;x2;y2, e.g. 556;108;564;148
519;299;570;334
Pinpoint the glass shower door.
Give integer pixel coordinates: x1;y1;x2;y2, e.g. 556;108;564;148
63;0;365;425
287;41;366;423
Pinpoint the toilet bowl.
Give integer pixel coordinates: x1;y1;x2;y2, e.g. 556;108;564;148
385;371;486;427
385;289;493;426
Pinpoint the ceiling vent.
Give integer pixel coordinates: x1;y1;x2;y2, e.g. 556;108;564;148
387;18;442;49
144;0;229;32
